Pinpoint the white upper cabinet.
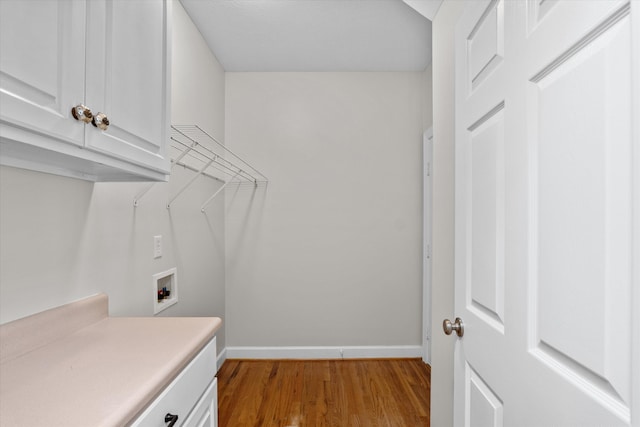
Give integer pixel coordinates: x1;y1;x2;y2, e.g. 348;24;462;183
0;0;171;182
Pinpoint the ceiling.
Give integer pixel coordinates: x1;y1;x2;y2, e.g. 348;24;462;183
179;0;435;72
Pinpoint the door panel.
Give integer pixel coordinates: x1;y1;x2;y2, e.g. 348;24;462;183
85;0;169;172
0;0;85;147
467;363;503;427
527;2;633;417
454;0;638;425
467;0;504;90
468;105;505;331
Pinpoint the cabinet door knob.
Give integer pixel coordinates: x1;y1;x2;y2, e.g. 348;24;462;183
91;112;110;131
71;104;93;123
164;413;179;427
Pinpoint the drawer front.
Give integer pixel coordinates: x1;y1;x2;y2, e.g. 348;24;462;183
183;378;218;427
131;337;217;427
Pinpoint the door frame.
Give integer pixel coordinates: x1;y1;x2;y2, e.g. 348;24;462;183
423;127;433;364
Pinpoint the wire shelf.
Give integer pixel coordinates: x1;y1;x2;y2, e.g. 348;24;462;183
170;124;268;185
133;125;268;210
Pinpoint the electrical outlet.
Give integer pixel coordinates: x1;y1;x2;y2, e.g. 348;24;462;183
153;235;162;258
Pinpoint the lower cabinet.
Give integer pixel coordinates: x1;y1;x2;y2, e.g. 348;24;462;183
131;337;218;427
183;378;218;427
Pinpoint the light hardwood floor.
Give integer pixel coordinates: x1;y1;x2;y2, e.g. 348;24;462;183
217;358;431;427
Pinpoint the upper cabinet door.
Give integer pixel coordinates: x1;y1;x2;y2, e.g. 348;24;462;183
85;0;171;174
0;0;86;149
0;0;170;181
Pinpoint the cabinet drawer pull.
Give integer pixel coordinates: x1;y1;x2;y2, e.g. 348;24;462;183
91;112;110;131
164;413;178;426
71;104;93;123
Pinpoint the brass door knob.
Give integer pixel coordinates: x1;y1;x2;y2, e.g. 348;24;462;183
443;317;464;337
91;112;109;131
71;104;93;123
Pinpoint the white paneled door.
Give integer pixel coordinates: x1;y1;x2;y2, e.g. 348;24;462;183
453;1;639;426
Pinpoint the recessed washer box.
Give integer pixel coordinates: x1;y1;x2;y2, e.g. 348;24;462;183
153;267;178;314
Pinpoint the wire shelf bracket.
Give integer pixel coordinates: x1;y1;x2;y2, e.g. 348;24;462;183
166;157;215;209
200;171;241;212
133;139;200;207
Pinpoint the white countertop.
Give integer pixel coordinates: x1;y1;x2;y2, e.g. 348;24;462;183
0;294;222;426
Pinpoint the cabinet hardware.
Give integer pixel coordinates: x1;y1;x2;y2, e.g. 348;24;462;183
91;112;110;131
71;104;93;123
164;413;178;426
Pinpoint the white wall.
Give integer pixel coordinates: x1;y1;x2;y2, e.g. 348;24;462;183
0;2;228;347
224;72;425;350
423;63;434;131
0;2;435;362
172;2;225;139
430;1;466;426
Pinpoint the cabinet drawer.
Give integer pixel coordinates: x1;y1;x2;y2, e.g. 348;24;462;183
183;378;218;427
131;337;217;427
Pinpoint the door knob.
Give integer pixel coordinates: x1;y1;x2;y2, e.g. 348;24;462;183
91;112;109;131
443;317;464;337
71;104;93;123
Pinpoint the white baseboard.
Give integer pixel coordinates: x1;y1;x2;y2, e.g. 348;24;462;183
223;345;422;360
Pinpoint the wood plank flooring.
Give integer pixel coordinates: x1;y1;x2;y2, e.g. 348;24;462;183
217;359;431;427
